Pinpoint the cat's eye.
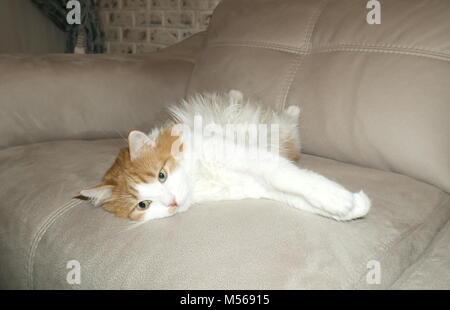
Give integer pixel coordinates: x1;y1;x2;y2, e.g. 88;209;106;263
158;168;167;183
137;200;151;210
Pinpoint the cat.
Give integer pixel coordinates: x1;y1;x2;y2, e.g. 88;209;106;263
80;90;370;222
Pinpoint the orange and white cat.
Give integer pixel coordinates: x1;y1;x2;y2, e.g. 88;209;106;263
81;90;370;222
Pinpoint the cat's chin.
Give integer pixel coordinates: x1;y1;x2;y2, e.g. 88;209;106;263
142;212;173;221
141;206;173;221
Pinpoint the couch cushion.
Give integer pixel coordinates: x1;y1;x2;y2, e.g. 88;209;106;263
187;0;450;193
392;219;450;290
0;49;197;150
0;139;448;289
0;139;125;289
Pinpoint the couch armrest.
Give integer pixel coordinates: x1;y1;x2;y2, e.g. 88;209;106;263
0;32;206;149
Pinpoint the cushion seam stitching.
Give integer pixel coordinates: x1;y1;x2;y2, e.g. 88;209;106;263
205;42;450;62
206;40;450;57
390;217;450;288
278;0;329;110
26;199;81;289
183;4;216;98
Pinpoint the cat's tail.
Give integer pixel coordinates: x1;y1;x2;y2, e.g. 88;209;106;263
277;105;301;161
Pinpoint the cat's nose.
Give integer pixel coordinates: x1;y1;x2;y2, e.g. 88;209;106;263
169;199;178;207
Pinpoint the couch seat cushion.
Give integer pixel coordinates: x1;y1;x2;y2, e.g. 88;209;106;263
0;139;448;289
392;219;450;290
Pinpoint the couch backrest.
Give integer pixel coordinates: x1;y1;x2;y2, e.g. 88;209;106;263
0;33;207;151
187;0;450;192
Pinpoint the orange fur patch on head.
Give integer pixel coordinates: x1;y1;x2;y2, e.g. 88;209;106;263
98;126;182;220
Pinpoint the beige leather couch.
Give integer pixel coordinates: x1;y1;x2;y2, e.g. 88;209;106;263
1;0;449;289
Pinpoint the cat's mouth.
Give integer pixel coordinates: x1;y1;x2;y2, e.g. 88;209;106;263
168;199;178;214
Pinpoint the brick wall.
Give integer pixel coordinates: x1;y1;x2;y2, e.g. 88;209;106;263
97;0;220;54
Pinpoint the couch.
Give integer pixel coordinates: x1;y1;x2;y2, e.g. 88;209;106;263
0;0;449;289
0;0;67;53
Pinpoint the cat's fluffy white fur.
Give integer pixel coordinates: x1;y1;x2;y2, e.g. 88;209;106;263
142;90;369;221
82;90;371;222
150;90;301;158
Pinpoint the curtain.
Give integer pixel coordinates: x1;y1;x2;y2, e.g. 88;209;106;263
31;0;104;53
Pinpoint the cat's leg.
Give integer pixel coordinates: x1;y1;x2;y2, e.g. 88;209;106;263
262;190;339;219
218;139;370;219
247;157;371;220
265;189;369;221
268;160;370;219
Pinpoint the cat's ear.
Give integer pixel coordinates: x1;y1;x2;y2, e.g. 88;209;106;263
80;184;113;206
128;130;155;161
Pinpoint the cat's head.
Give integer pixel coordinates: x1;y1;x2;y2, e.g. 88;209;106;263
80;128;189;221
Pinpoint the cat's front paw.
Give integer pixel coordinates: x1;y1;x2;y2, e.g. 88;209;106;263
308;186;354;216
350;190;371;219
333;191;371;221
